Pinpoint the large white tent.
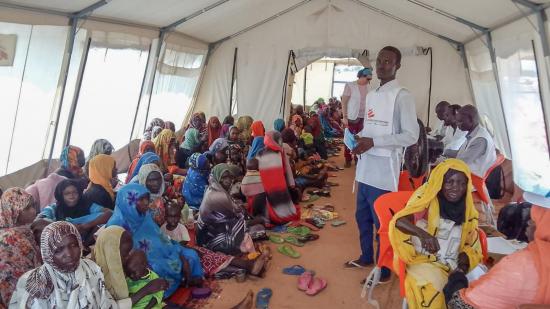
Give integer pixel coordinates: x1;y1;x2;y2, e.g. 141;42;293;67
1;0;550;195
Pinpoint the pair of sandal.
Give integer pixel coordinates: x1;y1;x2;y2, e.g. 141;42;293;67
307;189;331;197
297;271;327;296
270;234;305;247
277;244;301;258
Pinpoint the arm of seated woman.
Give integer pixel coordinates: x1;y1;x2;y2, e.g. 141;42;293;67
396;215;440;254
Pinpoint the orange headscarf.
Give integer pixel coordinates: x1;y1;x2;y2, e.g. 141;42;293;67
88;154;115;199
153;129;176;172
251;121;265;138
528;205;550;303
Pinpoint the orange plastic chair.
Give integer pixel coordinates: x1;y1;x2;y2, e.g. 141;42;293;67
361;191;413;306
398;170;426;192
471;153;505;205
478;228;488;263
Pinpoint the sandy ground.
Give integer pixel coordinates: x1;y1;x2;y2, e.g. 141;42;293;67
208;153;403;309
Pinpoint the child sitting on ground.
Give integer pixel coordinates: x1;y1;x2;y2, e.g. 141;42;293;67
125;250;168;309
161;201;191;245
299;125;316;159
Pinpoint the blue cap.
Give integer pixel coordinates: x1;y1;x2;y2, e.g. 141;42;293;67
357;67;372;78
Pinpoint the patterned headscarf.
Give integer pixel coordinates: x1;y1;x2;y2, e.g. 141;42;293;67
208;138;229;154
129;152;160;181
189;153;210;172
190;113;204;130
237;116;254;142
0;187;34;228
87;139;114;162
152;126;163;139
164;121;176;132
153;129;176;172
25;221;83;298
87;154;115;199
60;145;84;178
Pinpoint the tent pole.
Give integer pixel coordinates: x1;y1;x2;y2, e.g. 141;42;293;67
229;47;238;115
458;44;476;108
45;0;111;176
160;0;231;32
280;50;293;116
143;31;166;132
407;0;488;32
45;18;80;176
129;42;154;143
486;31;512;155
303;65;307;109
213;0;314;46
63;36;92;147
350;0;461;48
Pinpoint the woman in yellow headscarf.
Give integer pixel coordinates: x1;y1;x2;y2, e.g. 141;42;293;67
84;154;117;210
389;159;482;309
236;116;254;145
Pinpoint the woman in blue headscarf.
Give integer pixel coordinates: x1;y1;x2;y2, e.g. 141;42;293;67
247;136;265;160
126;152;160;183
183;153;211;210
273;118;286;132
106;184;204;297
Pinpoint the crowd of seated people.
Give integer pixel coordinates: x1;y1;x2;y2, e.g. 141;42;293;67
2;93;547;308
0;103;346;308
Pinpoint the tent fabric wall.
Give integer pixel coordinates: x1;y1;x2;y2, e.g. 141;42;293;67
192;0;472;127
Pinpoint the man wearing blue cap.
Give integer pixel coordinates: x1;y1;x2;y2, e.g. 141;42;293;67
341;67;372;168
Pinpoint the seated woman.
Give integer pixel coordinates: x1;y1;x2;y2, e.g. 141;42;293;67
227;144;246;177
83;154;117;210
106;184;204;297
179;115;205;168
197;164;259;255
289;114;304;138
137;164;167;226
221;116;234;138
94;226;170;308
328;109;344;136
237;116;254;146
389;159;483;309
273;118;286;133
155;129;186;175
0;188;40;308
307;112;328;159
256;131;301;224
281;128;298;162
164;121;176;132
444;192;550;309
247;131;265;161
27;145;88;206
228;126;246;149
207;116;222;148
85;139;114;177
10;222;115;308
126;141;156;183
56;145;86;180
39;179;112;246
126;152;161;184
183;153;211;210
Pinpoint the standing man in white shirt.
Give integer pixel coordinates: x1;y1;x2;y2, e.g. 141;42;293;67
431;100;451;138
341;67;372;168
344;46;419;283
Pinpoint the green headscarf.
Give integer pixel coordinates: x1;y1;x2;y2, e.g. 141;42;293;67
211;163;232;183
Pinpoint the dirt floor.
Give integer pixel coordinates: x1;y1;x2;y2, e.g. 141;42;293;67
208;153;403;309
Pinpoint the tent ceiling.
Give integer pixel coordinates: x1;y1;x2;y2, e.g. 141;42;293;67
2;0;550;43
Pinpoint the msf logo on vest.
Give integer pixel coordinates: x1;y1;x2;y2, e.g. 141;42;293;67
367;109;375;119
